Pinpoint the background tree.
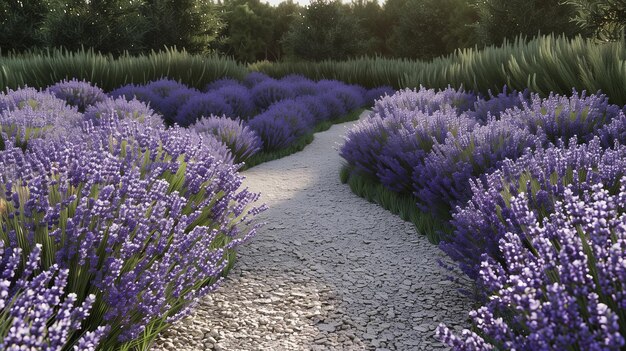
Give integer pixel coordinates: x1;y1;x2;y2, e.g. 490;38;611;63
40;0;148;54
218;0;274;62
0;0;50;52
281;0;369;61
385;0;477;59
267;1;302;61
141;0;223;54
566;0;626;42
352;0;388;56
473;0;581;45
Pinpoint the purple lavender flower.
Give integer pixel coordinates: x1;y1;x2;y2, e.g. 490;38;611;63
340;108;476;194
0;87;72;114
329;84;366;112
145;78;190;98
109;83;160;104
502;90;621;145
317;93;348;119
469;86;529;123
46;79;107;112
205;78;245;92
84;97;164;128
415;118;538;217
364;86;396;106
250;79;295;111
243;71;271;88
247;99;314;150
213;85;256;120
175;93;234;127
155;87;201;124
0;113;264;348
438;184;626;350
294;95;331;123
192;115;262;163
0;242;105;350
443;137;626;279
596;110;626;148
372;87;475;119
0;99;82;149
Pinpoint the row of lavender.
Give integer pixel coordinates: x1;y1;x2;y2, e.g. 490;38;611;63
340;87;626;349
108;73;393;159
0;86;266;349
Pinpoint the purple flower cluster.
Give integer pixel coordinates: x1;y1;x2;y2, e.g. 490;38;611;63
503;90;621;145
0;84;265;349
443;137;626;279
415;119;538;216
468;86;529;123
371;86;475;119
0;242;106;350
83;96;164;128
248;99;315;151
109;73;389;155
438;183;626;350
340;108;476;193
0;88;83;148
46;78;107;112
192;115;262;163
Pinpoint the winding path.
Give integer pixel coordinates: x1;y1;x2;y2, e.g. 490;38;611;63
154;112;472;351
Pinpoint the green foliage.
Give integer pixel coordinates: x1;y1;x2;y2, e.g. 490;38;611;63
566;0;626;42
140;0;223;54
473;0;580;45
252;35;626;106
0;0;49;52
0;48;246;92
282;0;369;61
40;0;148;55
340;166;448;244
217;0;275;62
385;0;477;59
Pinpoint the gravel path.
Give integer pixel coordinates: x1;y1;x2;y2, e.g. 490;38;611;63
153;112;473;351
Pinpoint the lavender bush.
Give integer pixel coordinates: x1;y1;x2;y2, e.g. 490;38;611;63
109;83;159;105
175;93;234;127
364;86;395;106
205;78;245;92
46;79;107;112
192;115;262;163
156;87;201;124
372;87;475;119
0;114;263;348
145;78;190;98
0;242;106;350
0;90;83;149
438;184;626;350
340;109;476;194
503;90;621;145
415;118;538;217
250;79;295;110
443;137;626;279
214;85;256;120
83;97;164;128
468;87;529;123
248;99;314;150
242;71;271;88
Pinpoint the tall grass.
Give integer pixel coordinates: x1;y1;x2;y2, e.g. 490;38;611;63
0;47;246;92
252;35;626;105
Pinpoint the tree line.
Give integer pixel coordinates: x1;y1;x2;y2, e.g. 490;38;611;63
1;0;624;62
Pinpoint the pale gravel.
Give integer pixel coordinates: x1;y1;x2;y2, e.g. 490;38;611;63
152;112;474;351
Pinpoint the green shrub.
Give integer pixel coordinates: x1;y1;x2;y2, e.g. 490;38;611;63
0;47;246;92
252;35;626;105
